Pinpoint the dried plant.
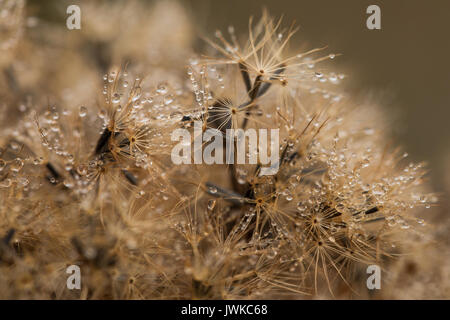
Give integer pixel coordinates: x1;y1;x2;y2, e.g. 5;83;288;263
0;1;446;300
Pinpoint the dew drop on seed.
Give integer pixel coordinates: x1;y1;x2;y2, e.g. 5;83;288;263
98;109;106;119
10;141;20;150
207;199;216;211
157;84;168;95
112;93;121;104
11;158;23;172
0;179;12;188
63;180;74;188
77;164;87;176
237;176;246;184
79;106;87;117
132;89;142;102
164;95;174;105
209;186;217;194
297;203;307;213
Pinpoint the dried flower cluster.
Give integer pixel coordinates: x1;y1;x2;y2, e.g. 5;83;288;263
0;1;446;299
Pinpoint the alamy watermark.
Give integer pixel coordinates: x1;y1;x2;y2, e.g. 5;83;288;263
366;5;381;30
66;5;81;30
366;264;381;290
66;265;81;290
171;121;280;175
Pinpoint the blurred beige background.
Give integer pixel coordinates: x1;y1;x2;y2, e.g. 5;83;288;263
29;0;450;193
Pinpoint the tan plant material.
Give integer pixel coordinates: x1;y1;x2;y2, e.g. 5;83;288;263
0;2;444;299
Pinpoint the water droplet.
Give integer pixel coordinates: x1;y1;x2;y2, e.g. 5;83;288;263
209;186;217;194
98;109;107;119
297;202;307;213
77;164;88;176
132;88;142;102
0;179;12;188
207;199;216;211
10;141;20;151
63;180;74;188
157;84;168;95
164;95;174;105
79;106;87;117
112;93;121;104
10;158;23;172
